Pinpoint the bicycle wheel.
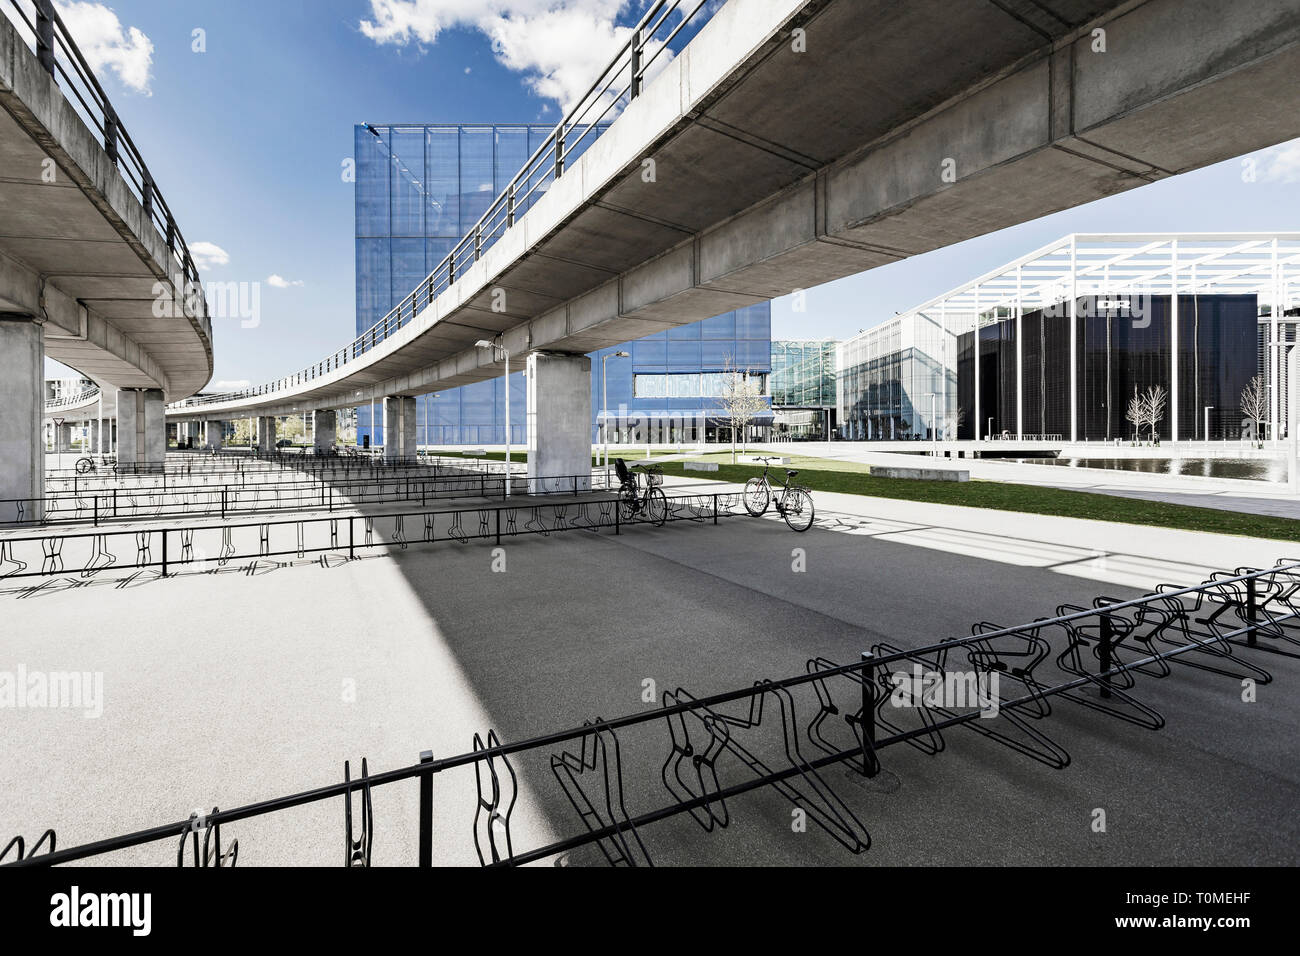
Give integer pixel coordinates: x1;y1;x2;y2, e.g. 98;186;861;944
75;457;94;475
782;488;815;532
647;487;668;527
743;477;770;516
618;484;639;521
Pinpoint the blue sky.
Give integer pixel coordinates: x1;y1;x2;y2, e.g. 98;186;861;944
32;0;1300;387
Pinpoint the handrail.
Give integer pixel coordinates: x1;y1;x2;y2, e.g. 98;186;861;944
168;0;715;411
43;384;101;412
2;0;204;300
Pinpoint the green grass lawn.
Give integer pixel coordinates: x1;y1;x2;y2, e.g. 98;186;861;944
422;448;1300;542
659;458;1300;543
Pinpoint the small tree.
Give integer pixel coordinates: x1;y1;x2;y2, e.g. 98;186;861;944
941;405;967;441
1240;373;1267;446
1141;385;1167;444
718;358;767;464
1125;388;1145;442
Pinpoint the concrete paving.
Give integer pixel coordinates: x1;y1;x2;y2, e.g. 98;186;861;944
1;489;1296;867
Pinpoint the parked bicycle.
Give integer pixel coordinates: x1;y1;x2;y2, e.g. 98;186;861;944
74;457;97;476
613;458;667;526
744;457;815;531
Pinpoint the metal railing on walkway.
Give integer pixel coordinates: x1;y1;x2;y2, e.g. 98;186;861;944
3;468;614;527
3;0;203;296
5;560;1296;866
0;488;741;581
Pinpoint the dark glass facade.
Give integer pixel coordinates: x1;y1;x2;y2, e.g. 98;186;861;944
354;123;771;446
957;295;1258;440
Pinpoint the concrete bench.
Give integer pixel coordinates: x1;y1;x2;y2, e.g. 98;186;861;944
684;461;719;472
872;466;969;482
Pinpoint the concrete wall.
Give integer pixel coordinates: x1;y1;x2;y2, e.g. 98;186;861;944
527;353;592;493
0;316;43;511
313;409;336;453
383;396;416;461
256;416;276;454
206;420;224;451
116;388;164;470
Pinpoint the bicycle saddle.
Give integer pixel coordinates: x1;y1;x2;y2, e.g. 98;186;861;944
786;469;798;477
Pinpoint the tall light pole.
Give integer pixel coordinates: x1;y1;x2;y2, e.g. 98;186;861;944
925;392;937;458
476;338;512;496
602;351;630;482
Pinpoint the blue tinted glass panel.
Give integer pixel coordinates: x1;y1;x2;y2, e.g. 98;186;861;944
667;321;701;340
700;340;732;367
389;127;425;237
356;238;390;333
355;125;390;238
459;127;494;234
700;311;735;339
632;338;667;366
736;303;771;339
425;126;460;237
666;340;702;368
390;238;425;306
494;127;531;194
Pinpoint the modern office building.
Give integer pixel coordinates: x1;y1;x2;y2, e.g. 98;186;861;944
838;234;1300;442
354;123;772;447
957;294;1257;441
771;339;838;439
590;305;773;446
354;123;555;446
837;315;957;441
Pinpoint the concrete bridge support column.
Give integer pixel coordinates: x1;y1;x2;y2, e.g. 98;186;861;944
116;389;165;472
256;416;276;454
383;396;416;462
313;409;337;455
206;421;225;451
527;352;592;493
0;315;44;515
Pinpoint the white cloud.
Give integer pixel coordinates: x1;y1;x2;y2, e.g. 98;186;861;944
359;1;666;112
266;274;304;288
1259;138;1300;184
210;379;251;391
190;241;230;270
55;1;153;95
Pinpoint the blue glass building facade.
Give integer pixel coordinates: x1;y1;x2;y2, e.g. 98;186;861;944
355;123;771;446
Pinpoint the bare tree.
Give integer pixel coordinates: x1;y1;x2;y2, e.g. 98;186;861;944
718;358;767;463
1125;388;1145;442
1141;385;1168;444
943;405;967;441
1240;373;1267;445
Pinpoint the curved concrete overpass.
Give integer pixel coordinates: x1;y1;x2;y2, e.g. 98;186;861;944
173;0;1300;475
2;2;213;503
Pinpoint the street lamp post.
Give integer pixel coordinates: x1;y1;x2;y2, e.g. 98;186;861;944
602;351;630;483
925;392;937;458
476;338;512;496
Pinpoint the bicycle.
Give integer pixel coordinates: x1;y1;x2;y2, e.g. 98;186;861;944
613;458;668;527
74;456;97;476
743;457;815;531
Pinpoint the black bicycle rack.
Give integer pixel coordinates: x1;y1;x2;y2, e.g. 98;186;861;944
7;560;1298;868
